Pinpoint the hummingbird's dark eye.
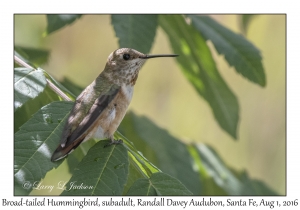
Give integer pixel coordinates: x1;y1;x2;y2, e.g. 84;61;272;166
123;54;130;60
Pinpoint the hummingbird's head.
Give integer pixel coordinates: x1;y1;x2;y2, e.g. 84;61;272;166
103;48;178;86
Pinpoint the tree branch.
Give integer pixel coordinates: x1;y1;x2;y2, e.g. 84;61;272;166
14;55;72;102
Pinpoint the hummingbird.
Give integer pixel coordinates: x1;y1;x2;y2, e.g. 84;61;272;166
51;48;178;161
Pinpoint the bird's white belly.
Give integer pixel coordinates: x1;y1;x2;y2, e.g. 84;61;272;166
92;125;105;139
122;84;134;102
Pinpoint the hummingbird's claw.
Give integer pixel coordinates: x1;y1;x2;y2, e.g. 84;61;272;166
104;139;123;148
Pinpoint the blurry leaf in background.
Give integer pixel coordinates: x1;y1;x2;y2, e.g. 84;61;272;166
111;14;158;54
14;46;50;67
193;143;277;195
187;144;227;195
159;15;239;139
126;172;193;195
46;14;82;35
14;67;47;111
232;169;278;195
119;111;202;195
14;101;73;195
244;177;278;195
60;77;84;97
61;141;129;196
188;15;266;87
240;15;257;34
194;143;247;195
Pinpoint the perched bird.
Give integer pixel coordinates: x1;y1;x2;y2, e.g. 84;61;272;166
51;48;178;161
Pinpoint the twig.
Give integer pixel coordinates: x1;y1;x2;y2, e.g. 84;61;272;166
14;55;72;102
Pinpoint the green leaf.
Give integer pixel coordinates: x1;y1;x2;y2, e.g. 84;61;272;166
233;170;278;195
14;69;74;133
187;144;227;195
115;132;160;178
193;143;277;195
14;85;62;133
159;15;239;139
122;161;144;195
188;15;266;87
14;101;73;195
193;143;243;195
111;15;158;53
127;172;193;195
14;46;50;67
14;67;47;111
119;112;202;195
46;14;82;35
127;178;156;195
61;141;129;195
65;139;97;175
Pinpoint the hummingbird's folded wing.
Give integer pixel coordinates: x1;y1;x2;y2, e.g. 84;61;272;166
68;86;119;143
51;84;120;161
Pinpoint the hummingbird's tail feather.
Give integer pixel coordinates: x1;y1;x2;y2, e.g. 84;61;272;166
51;144;74;162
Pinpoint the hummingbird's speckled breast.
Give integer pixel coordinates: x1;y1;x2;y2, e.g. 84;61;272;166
103;48;146;87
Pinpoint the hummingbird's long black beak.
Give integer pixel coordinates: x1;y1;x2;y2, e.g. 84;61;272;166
140;54;179;59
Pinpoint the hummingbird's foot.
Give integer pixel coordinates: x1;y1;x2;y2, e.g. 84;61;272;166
104;139;123;148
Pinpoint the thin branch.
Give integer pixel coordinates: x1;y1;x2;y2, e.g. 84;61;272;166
14;55;33;69
14;55;72;102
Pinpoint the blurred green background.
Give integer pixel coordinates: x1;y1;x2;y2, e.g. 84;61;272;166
14;15;285;195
